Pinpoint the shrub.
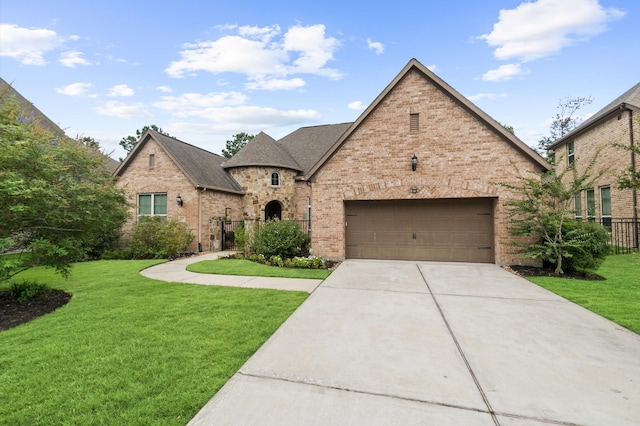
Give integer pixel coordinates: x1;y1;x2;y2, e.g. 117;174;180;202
124;217;194;259
234;224;247;252
283;256;326;269
253;220;306;258
560;220;610;273
10;281;49;302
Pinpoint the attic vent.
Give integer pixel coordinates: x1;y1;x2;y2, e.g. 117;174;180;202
410;113;419;132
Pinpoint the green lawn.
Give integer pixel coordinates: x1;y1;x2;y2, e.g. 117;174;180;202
187;258;332;279
528;253;640;334
0;260;308;425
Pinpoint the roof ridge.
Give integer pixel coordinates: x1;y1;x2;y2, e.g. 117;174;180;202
150;129;224;158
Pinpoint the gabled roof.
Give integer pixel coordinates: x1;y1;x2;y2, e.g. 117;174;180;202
550;81;640;149
278;123;352;174
304;58;549;179
1;77;65;136
114;130;244;194
222;131;302;171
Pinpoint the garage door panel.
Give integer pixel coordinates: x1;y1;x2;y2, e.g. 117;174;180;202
345;199;494;263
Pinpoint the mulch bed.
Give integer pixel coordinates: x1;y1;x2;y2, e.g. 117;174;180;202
0;289;72;331
504;265;605;281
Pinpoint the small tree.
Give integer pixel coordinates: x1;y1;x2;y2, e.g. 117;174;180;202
615;142;640;191
0;88;129;281
537;96;593;155
222;132;254;158
496;153;608;274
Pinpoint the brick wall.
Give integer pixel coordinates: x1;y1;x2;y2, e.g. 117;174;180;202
554;110;638;219
116;139;242;252
309;69;544;265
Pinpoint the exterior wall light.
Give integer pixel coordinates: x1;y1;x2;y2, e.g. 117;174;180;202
411;154;418;172
176;195;183;207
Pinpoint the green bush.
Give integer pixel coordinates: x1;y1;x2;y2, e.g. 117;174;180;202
10;281;49;302
559;220;611;273
233;223;247;252
124;218;195;259
283;256;326;269
253;220;307;258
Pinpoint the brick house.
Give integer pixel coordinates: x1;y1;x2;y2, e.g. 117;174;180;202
549;82;639;227
114;59;550;264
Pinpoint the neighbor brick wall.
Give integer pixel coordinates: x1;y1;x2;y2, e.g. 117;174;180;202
309;69;545;265
555;110;638;219
116;139;242;252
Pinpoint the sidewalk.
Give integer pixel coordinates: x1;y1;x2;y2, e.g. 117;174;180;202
139;251;322;293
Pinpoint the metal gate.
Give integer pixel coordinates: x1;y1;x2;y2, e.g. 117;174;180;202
221;220;244;250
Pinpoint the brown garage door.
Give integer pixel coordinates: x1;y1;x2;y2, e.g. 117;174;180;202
345;198;494;263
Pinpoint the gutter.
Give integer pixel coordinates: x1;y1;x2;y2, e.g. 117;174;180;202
628;110;638;248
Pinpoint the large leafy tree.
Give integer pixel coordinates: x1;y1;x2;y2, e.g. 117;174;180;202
537;96;593;155
0;89;129;281
222;132;254;158
495;153;609;275
119;124;170;155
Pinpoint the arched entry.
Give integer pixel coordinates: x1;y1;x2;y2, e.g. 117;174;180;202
264;200;282;220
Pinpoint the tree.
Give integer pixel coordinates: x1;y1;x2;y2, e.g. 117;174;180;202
495;152;609;275
222;132;254;158
0;89;129;281
615;141;640;191
498;122;515;135
77;135;100;150
537;96;593;154
119;124;170;155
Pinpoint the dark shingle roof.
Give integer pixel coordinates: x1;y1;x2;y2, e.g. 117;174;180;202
278;123;352;173
115;130;244;194
222;131;302;171
550;81;640;149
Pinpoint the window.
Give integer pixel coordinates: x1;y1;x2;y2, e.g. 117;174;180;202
600;186;611;227
586;189;595;220
138;193;167;221
307;197;312;231
149;153;155;168
271;172;280;187
574;193;582;219
410;113;419;132
568;141;575;165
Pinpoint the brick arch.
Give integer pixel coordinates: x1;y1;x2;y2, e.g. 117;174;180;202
342;177;500;201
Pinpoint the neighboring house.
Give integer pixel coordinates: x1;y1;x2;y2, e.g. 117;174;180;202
115;59;550;264
549;82;639;247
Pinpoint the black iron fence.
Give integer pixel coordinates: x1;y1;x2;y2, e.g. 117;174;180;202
221;219;310;251
600;218;640;254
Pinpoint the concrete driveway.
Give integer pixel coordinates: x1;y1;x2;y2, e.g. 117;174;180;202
189;260;640;426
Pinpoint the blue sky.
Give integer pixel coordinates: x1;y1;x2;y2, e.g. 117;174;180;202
1;0;638;160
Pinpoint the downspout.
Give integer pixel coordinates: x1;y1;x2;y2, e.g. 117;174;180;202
628;110;638;248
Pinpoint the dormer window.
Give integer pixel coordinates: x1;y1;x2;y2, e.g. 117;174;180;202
271;172;280;187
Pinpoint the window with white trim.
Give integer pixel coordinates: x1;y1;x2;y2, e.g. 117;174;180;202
138;193;167;221
574;193;582;219
568;141;575;165
271;172;280;187
586;189;595;220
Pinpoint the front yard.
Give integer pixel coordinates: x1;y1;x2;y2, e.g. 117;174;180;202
527;253;640;334
0;260;307;425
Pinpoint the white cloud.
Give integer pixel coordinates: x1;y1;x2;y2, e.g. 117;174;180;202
95;101;152;119
348;101;366;110
479;0;626;62
0;23;63;65
245;77;306;91
156;85;172;93
59;51;91;67
481;63;528;82
55;82;93;96
165;23;342;84
367;38;384;54
467;92;509;101
107;84;135;97
153;92;247;114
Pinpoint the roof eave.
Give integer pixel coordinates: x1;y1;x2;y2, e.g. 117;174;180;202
195;184;245;195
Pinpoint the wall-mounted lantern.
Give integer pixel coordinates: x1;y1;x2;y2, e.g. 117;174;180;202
411;154;418;172
176;195;183;207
